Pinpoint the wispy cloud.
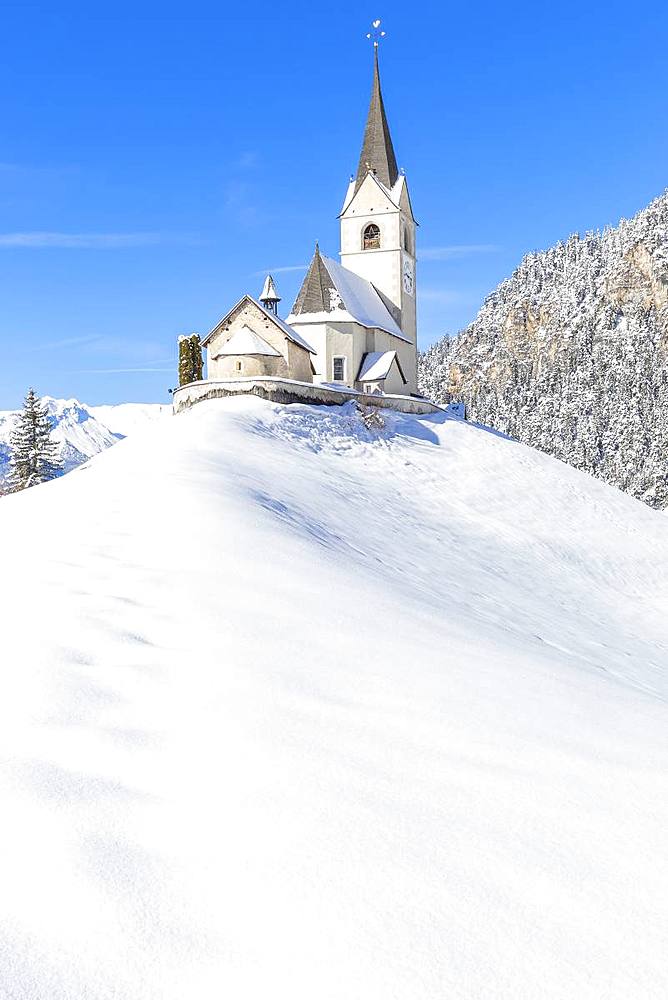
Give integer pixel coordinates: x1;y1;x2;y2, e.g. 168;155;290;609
0;231;203;249
252;263;308;276
420;244;500;261
0;232;165;249
24;334;104;355
73;366;175;375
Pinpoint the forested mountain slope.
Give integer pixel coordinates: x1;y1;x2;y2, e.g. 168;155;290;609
419;192;668;507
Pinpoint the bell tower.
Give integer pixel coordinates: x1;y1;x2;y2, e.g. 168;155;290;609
339;24;417;347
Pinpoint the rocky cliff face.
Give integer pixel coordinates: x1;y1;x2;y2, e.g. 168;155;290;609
419;192;668;507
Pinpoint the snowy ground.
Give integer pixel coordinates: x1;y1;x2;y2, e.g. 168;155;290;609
1;397;667;999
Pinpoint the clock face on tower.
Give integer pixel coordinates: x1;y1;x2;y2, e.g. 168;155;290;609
402;256;415;297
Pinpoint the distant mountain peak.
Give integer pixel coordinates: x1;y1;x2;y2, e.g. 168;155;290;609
0;398;167;486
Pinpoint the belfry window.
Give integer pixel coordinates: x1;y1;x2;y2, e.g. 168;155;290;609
363;223;381;250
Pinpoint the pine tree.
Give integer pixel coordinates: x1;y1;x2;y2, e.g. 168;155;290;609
188;333;203;382
9;389;62;491
178;333;203;385
178;336;191;386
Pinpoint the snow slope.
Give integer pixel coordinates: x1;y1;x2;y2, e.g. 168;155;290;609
87;401;169;438
0;397;167;483
1;397;667;999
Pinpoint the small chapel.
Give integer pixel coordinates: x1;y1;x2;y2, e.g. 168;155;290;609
186;27;420;401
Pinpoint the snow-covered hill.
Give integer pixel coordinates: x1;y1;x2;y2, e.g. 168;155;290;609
419;190;668;508
1;397;667;999
0;397;168;484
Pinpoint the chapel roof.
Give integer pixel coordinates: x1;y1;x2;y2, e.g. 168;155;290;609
287;245;407;341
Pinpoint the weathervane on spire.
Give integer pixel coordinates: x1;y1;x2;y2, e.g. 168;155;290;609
366;18;386;47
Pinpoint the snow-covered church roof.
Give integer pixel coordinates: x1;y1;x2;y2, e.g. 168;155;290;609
287;245;408;341
357;350;406;383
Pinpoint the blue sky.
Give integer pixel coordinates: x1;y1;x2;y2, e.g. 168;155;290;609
1;0;666;407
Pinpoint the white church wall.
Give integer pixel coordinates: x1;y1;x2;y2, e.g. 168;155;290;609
290;319;417;393
379;361;407;396
340;175;406;312
288;322;329;381
290;321;366;388
285;340;314;383
323;323;368;387
338;174;418;361
340;243;402;317
210;353;286;380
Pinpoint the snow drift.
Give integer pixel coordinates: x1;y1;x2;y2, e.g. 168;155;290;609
0;397;667;999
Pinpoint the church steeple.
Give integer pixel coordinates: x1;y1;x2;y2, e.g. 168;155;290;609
338;23;417;381
355;44;399;193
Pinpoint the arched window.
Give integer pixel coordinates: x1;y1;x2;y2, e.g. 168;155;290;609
363;223;380;250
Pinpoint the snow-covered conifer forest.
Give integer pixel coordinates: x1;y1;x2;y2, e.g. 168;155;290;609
419;191;668;508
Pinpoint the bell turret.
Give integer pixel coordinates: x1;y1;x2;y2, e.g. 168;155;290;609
259;274;281;315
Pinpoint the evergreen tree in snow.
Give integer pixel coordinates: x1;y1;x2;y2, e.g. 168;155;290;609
178;336;191;386
178;333;203;386
190;333;203;382
419;191;668;509
9;389;62;491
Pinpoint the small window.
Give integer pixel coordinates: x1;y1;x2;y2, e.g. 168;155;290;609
364;384;373;394
403;227;412;254
332;356;346;382
236;360;242;373
363;223;380;250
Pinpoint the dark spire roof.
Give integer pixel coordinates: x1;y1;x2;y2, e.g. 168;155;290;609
291;243;337;315
355;47;399;194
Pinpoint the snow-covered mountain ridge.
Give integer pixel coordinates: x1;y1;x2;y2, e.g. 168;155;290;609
1;396;667;999
0;396;168;484
419;190;668;508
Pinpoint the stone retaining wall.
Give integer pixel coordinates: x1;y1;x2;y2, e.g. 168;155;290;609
172;378;445;416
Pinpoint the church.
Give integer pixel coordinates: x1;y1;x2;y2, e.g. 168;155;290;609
193;34;419;400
